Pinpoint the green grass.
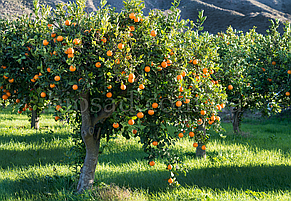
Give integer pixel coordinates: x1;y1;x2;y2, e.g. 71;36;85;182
0;107;291;200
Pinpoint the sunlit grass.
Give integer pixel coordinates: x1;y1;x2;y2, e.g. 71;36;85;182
0;106;291;200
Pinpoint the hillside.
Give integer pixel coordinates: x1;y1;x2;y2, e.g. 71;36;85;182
1;0;291;34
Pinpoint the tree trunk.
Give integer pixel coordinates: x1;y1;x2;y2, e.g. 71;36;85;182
76;92;115;193
196;143;206;159
31;109;40;129
231;107;242;134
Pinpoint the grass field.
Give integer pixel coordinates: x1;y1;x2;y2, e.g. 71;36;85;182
0;107;291;200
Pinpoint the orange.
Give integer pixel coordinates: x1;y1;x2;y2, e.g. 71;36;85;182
73;38;81;45
228;85;233;90
193;59;198;65
220;103;225;108
148;110;154;115
29;107;33;111
129;13;135;19
151;62;154;66
149;161;155;166
16;99;20;103
115;58;120;64
47;24;53;28
107;50;113;56
139;84;145;90
184;99;190;104
107;85;112;89
150;30;157;37
286;92;290;96
95;62;101;68
211;116;215;121
65;20;71;26
55;116;60;121
67;48;74;54
3;75;8;79
68;53;74;58
128;119;135;125
43;40;49;46
70;65;76;72
189;132;194;137
137;112;144;119
134;17;140;22
197;118;203;125
215;116;221;121
40;92;46;98
201;110;206;115
181;71;186;77
8;78;14;83
176;101;182;107
118;43;124;49
128;78;134;83
120;84;126;90
113;123;119;128
168;178;173;183
2;94;8;100
272;61;276;65
161;61;167;68
144;66;150;72
209;69;214;74
288;70;291;74
106;92;112;98
18;110;22;114
31;79;36;82
6;92;11;97
178;133;184;138
101;37;107;43
193;142;198;147
72;85;78;90
129;26;135;31
132;129;137;134
152;103;158;108
179;87;183;92
152;141;158;146
56;105;62;111
57;36;63;42
50;83;55;88
201;145;206;150
54;76;61;81
177;75;182;81
262;68;266;72
203;68;208;74
128;73;135;79
51;33;56;38
167;164;172;170
47;68;51;72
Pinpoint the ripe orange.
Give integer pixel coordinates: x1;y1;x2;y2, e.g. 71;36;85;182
134;17;140;22
29;107;33;111
128;73;135;79
129;13;135;19
288;70;291;74
179;87;183;92
150;30;157;37
120;84;126;90
161;61;167;68
70;65;76;72
197;118;203;125
215;116;221;121
31;78;36;82
168;178;173;183
50;83;55;88
128;119;135;125
18;110;22;114
40;92;46;98
211;116;215;121
152;103;158;108
2;94;8;100
113;123;119;128
72;85;78;90
220;103;225;108
115;58;120;64
56;105;62;111
209;69;214;74
43;40;49;46
55;116;60;121
101;37;107;43
193;59;198;65
262;67;266;72
286;92;290;96
177;75;183;81
203;68;208;74
201;110;206;115
67;48;74;54
144;66;150;72
8;78;14;83
189;132;194;137
54;76;61;81
272;61;276;65
47;24;53;28
118;43;124;49
107;85;112;89
128;78;134;83
201;145;206;150
65;20;71;26
184;99;190;104
228;85;233;90
16;99;20;103
178;133;184;138
176;101;182;107
132;129;137;134
149;161;155;166
107;50;113;57
57;36;63;42
129;26;135;31
68;53;74;58
47;68;51;72
152;141;158;146
6;92;11;97
139;84;145;90
3;75;8;79
193;142;198;147
73;38;81;45
167;164;172;170
181;71;186;77
148;110;154;115
95;62;101;68
106;92;112;98
137;112;144;118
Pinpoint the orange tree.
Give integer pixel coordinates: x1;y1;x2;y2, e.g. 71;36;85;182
0;4;51;129
5;0;227;192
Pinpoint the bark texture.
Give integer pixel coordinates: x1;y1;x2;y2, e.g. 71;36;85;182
31;109;39;129
77;92;115;193
231;107;242;134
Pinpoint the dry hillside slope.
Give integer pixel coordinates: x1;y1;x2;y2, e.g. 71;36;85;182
0;0;291;33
